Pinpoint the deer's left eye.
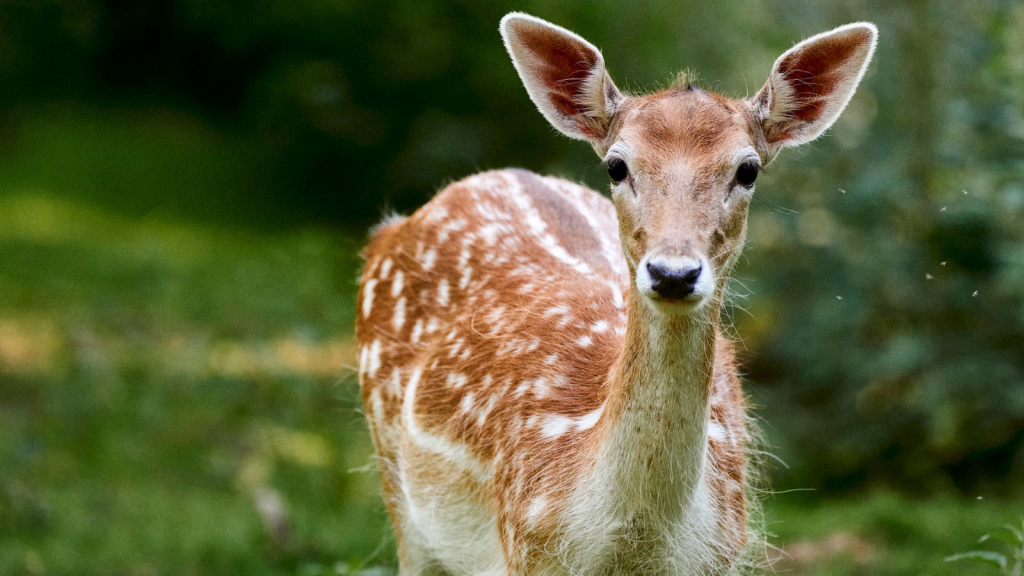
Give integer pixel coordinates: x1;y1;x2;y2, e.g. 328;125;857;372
735;162;760;188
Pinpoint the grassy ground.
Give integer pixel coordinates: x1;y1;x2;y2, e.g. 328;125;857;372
766;493;1023;575
0;108;1020;575
0;192;394;575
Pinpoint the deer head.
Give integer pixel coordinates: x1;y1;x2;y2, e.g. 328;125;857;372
501;14;876;316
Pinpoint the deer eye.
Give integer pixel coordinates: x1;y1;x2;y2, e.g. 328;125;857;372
606;158;628;184
735;162;760;188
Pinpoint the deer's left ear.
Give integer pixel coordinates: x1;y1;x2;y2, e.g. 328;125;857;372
753;23;877;152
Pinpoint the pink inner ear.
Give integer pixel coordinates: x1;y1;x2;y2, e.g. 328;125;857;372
517;25;600;123
775;29;871;125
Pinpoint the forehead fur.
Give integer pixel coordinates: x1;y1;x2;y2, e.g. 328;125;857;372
609;87;757;162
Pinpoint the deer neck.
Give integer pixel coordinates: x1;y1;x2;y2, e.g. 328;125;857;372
594;285;720;517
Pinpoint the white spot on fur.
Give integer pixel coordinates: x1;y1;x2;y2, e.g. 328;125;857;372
527;496;549;524
479;223;508;246
544;305;569;317
362;279;378;318
388;368;402;393
380;258;393;279
393;297;406;331
358;345;369;375
477;394;498;426
458;246;471;268
577;406;603;431
591;320;609;333
540;414;573;438
421;248;437;270
447;373;468;388
411;319;424;344
366;256;382;278
460;391;476;414
391;270;404;297
424;206;448;223
367;340;382;378
485;306;507;335
577;335;593;347
611;283;625;309
436;217;466;243
448;339;463;359
540;405;604;438
437;279;450;307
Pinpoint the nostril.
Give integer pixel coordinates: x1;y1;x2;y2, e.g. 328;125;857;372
682;265;702;286
645;261;702;300
646;261;667;283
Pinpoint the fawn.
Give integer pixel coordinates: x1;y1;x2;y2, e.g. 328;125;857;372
356;12;876;575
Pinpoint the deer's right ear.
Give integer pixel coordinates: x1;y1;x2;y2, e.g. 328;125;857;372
500;13;622;144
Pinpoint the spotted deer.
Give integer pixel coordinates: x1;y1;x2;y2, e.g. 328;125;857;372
356;13;876;575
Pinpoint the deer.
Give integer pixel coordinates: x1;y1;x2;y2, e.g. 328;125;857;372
355;12;876;576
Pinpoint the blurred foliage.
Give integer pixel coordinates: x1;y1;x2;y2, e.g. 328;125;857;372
1;0;1024;572
945;518;1024;576
767;493;1024;576
736;0;1024;492
0;196;395;574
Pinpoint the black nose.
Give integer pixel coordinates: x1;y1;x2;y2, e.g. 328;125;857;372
647;261;702;299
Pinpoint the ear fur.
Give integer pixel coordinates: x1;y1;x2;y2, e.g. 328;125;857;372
500;13;622;143
753;23;878;152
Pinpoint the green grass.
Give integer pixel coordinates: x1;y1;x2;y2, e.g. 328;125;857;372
0;191;395;576
766;493;1024;575
0;107;1020;575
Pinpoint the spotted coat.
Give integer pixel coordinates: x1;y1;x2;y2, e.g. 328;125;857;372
356;169;748;574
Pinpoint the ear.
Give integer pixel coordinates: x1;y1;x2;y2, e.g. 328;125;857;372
500;13;622;144
753;23;877;151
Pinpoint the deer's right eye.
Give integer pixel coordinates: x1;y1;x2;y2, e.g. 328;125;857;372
607;158;628;184
735;161;761;188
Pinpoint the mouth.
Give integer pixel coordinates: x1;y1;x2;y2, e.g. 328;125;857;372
642;290;708;315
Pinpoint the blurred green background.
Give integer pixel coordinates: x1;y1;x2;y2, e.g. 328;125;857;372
1;0;1023;574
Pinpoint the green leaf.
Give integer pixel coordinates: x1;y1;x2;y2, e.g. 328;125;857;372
945;551;1009;571
981;530;1023;547
1003;523;1024;543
